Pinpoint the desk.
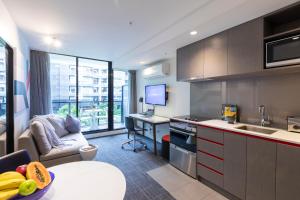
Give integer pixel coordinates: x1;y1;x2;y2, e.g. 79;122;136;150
43;161;126;200
129;114;170;155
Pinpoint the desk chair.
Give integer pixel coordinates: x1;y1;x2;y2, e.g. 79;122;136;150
122;117;147;152
0;150;31;173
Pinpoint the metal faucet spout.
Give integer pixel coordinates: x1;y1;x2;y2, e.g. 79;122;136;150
258;105;271;126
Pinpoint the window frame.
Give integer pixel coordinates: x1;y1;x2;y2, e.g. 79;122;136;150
49;52;116;134
0;37;14;153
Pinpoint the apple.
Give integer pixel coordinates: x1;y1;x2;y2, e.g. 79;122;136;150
16;165;27;176
19;179;37;196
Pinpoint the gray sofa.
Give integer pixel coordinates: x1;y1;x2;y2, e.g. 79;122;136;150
0;132;6;157
18;129;88;167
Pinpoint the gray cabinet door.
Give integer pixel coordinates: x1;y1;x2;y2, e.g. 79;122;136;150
228;18;263;75
246;137;276;200
176;40;204;81
224;133;246;200
204;31;228;78
276;143;300;200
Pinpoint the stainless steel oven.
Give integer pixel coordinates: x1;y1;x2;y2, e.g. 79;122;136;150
266;34;300;68
169;120;197;178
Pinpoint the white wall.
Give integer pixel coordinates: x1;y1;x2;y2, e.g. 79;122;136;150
0;0;30;150
136;57;190;117
136;57;190;142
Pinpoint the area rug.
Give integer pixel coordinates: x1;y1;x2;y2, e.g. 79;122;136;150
147;164;228;200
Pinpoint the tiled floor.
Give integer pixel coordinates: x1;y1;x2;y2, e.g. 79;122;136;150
88;134;226;200
89;134;175;200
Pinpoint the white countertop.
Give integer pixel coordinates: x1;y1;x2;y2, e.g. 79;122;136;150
172;117;300;146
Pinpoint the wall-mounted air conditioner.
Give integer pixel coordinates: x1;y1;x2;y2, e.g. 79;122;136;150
142;63;170;79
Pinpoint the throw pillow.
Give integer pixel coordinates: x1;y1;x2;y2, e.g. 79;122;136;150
47;115;69;138
30;121;52;155
65;114;81;133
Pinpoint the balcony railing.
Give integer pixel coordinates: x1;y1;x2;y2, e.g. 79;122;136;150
52;99;126;131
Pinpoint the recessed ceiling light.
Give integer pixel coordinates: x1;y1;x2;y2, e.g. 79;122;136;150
190;31;198;36
44;36;62;48
53;40;62;48
44;36;54;45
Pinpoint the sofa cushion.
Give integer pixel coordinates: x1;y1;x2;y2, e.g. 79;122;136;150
47;115;69;138
30;121;52;155
40;132;88;161
65;115;81;133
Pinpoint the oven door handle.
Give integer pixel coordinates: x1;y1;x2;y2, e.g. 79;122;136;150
170;143;190;154
170;128;196;137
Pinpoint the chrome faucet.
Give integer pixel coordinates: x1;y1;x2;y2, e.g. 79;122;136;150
258;105;271;126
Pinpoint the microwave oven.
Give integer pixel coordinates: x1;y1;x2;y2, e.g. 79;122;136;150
266;34;300;68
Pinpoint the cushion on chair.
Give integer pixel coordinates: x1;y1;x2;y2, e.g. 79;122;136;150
65;115;81;133
47;115;69;138
40;132;88;161
30;121;52;155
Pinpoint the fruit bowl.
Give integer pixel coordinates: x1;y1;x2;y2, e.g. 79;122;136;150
10;172;55;200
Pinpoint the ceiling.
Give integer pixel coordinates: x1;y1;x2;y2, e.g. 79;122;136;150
2;0;299;69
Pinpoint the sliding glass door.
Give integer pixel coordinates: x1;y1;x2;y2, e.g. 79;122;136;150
78;58;109;131
49;53;120;133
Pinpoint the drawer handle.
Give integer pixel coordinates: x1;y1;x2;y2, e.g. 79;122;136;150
198;150;224;161
197;137;223;146
198;162;223;176
170;128;196;137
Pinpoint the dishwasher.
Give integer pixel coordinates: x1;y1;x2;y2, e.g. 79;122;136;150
169;120;197;178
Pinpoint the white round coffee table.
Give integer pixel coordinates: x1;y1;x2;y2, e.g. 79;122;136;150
42;161;126;200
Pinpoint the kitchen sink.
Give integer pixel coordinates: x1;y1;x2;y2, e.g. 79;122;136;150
234;125;277;134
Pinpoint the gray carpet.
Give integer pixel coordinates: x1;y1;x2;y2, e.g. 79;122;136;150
88;133;175;200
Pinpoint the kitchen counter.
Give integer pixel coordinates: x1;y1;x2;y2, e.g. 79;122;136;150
171;117;300;146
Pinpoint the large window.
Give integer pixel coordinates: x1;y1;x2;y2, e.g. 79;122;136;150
0;46;6;120
0;38;14;153
113;70;128;129
50;54;128;133
50;54;77;118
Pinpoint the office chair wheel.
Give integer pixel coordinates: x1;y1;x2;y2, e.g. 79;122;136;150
133;149;137;152
121;145;124;149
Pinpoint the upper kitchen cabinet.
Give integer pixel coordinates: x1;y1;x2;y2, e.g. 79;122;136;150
228;18;264;75
176;40;204;81
204;31;228;78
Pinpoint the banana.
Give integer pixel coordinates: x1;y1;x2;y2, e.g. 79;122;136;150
0;172;25;182
0;179;25;191
0;188;19;200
